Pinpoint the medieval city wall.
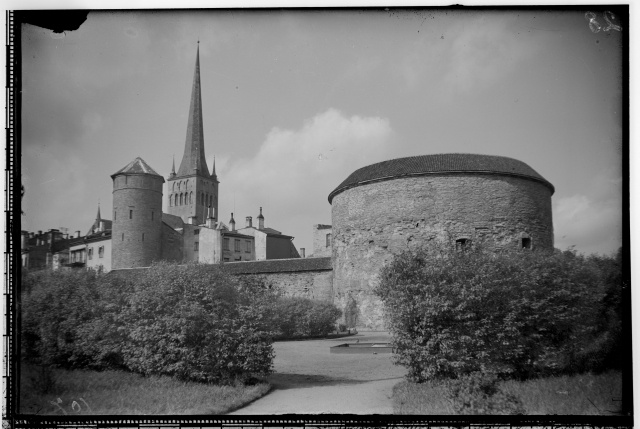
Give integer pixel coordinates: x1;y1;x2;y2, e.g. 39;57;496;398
223;257;334;302
330;173;554;330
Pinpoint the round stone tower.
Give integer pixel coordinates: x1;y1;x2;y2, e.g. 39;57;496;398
111;157;165;269
328;153;555;329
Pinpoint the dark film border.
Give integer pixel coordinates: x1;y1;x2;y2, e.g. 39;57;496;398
5;6;632;429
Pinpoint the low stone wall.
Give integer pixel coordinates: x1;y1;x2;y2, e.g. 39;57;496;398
223;257;333;302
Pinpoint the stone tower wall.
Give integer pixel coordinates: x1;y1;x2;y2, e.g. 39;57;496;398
112;173;164;269
331;173;554;330
166;175;218;224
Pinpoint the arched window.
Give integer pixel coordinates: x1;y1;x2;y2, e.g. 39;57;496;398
180;193;183;205
201;193;204;206
190;191;193;204
169;195;173;207
174;194;178;206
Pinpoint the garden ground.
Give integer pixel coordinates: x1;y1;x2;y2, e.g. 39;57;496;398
229;331;406;414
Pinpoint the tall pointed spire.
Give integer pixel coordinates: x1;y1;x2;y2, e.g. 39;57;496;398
177;43;210;177
169;155;176;178
212;155;216;177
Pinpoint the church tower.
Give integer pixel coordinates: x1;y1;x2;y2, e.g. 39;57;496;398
167;43;219;224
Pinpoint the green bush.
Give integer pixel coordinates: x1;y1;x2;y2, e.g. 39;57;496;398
445;371;525;415
375;246;622;382
118;262;274;384
21;269;105;369
21;263;277;384
272;296;342;339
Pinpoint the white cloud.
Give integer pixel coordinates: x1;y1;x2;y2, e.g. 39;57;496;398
553;173;623;256
217;108;394;251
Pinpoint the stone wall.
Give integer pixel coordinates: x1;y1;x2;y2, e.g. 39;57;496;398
223;257;333;302
112;174;164;269
312;224;333;257
331;173;554;330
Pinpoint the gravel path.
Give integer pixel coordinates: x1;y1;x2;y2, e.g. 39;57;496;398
229;331;406;415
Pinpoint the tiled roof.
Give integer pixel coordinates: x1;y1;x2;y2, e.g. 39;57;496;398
328;153;554;203
162;213;184;230
111;157;161;177
222;257;332;275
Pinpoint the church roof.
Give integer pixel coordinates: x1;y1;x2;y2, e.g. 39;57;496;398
176;44;211;178
328;153;554;203
111;157;161;177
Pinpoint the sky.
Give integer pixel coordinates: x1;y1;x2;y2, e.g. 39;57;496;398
19;8;625;256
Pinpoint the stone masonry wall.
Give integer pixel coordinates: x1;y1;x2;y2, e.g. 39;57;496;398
331;174;554;330
224;257;333;302
112;174;164;269
312;224;333;257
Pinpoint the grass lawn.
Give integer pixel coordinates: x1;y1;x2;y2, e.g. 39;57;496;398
20;363;271;415
392;370;622;415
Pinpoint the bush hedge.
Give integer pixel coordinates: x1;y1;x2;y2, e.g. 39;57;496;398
271;296;342;339
375;246;623;382
21;262;276;384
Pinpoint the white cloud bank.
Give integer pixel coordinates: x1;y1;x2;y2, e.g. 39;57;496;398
217;108;394;252
553;173;623;256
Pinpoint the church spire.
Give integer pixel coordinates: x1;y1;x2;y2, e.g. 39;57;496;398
177;43;210;177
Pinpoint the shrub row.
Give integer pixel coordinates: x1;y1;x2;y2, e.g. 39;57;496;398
375;246;624;383
22;263;343;383
20;264;238;383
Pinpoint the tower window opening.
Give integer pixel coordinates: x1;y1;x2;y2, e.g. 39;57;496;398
122;233;124;241
98;246;104;258
151;211;154;221
114;210;116;221
522;237;532;249
456;238;470;252
129;210;133;219
326;233;332;248
194;242;199;251
142;233;145;242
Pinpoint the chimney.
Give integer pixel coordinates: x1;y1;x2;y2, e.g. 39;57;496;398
229;213;236;231
37;230;42;235
206;206;216;228
21;231;28;249
246;216;252;228
257;207;265;230
75;231;81;238
300;248;305;258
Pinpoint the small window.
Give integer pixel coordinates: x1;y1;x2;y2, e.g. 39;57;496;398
194;229;200;235
122;233;124;241
456;238;470;252
151;211;154;221
224;257;230;262
522;237;532;249
326;233;332;248
235;256;242;261
129;210;133;219
194;242;199;251
142;233;145;242
98;246;104;258
245;240;251;253
114;210;117;221
88;248;93;260
125;176;128;184
234;239;241;252
223;238;229;251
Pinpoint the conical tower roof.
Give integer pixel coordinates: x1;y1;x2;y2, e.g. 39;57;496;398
177;43;210;177
111;157;162;178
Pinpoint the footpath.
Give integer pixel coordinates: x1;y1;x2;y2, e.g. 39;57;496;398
229;331;406;415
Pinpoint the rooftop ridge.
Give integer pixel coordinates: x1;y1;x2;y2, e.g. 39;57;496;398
328;153;554;203
111;157;161;177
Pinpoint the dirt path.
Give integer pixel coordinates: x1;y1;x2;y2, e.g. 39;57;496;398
229;331;406;415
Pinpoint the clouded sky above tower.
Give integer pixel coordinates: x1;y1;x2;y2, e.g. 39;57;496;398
20;8;625;256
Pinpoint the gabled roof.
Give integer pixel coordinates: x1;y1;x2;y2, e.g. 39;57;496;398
328;153;554;203
111;157;161;178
